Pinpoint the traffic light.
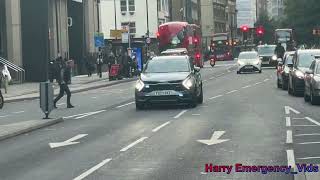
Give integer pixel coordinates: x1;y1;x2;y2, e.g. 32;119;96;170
256;26;265;36
241;25;249;32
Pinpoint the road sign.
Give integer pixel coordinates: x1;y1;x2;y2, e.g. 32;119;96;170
146;37;151;44
94;32;104;47
122;33;129;43
110;29;128;38
40;82;54;119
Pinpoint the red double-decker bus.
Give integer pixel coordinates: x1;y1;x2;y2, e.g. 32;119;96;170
157;22;203;67
210;33;233;61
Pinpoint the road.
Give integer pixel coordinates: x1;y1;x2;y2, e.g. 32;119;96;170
0;60;319;180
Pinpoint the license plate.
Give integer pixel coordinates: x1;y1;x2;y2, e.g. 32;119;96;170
217;55;224;58
245;66;253;69
154;91;174;96
262;61;269;64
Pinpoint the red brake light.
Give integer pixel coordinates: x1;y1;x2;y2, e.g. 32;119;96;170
196;53;201;59
156;31;160;37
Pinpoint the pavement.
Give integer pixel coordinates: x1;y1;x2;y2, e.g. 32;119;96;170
0;60;319;180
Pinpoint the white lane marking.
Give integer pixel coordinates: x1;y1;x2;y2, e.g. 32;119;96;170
286;130;293;144
226;90;238;94
292;118;305;120
0;115;10;118
152;121;171;132
305;117;320;126
92;97;97;99
286;117;291;127
49;134;88;148
116;101;135;108
203;80;208;82
292;125;317;127
192;114;201;116
264;79;270;82
73;158;112;180
209;94;223;100
209;77;215;80
174;110;188;119
254;82;262;85
217;73;225;76
295;133;320;137
285;106;300;115
298;142;320;145
12;111;25;114
75;110;106;119
64;112;94;119
120;137;148;152
241;85;252;89
297;157;320;160
57;103;65;106
286;150;296;169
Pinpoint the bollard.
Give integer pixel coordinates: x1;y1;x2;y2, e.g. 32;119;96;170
40;82;54;119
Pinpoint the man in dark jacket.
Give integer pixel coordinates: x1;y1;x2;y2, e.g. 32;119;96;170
275;43;286;59
54;61;74;108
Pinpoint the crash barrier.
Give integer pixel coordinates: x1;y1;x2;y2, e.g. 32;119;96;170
0;56;25;84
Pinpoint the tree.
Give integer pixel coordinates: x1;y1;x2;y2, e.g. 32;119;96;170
255;13;275;44
283;0;320;44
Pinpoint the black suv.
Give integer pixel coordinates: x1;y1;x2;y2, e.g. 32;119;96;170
288;49;320;96
135;56;203;109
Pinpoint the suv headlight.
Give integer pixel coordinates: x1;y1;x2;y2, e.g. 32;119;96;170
238;61;245;65
295;71;304;79
182;77;194;90
135;80;145;91
272;55;277;61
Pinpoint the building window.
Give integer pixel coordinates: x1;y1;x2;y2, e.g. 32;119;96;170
120;0;127;12
121;22;136;34
128;0;135;12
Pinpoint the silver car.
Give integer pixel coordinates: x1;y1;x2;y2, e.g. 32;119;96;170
304;58;320;105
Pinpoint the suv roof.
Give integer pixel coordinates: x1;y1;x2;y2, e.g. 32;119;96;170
152;55;189;61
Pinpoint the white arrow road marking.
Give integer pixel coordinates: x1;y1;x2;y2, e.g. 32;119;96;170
285;106;300;115
226;90;238;94
286;130;293;144
120;137;148;152
75;110;106;119
73;158;112;180
305;117;320;126
286;117;291;127
49;134;88;148
197;131;230;145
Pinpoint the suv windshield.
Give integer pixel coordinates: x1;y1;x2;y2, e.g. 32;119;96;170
298;53;320;68
258;46;276;55
144;58;190;73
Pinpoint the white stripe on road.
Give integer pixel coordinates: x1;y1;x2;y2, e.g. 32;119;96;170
192;114;201;116
286;150;296;169
254;82;262;85
116;102;135;108
63;112;94;119
305;117;320;126
174;110;188;119
12;111;25;114
0;115;9;118
209;95;223;100
73;158;112;180
292;118;305;120
57;103;65;106
120;137;148;152
286;130;293;144
286;117;291;127
298;142;320;145
217;73;225;76
295;133;320;137
264;79;270;82
75;110;106;119
226;90;238;94
152;121;171;132
241;85;252;89
209;77;215;80
297;157;320;160
203;80;208;82
292;125;317;127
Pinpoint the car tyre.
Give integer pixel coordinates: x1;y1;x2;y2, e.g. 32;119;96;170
198;85;204;104
135;102;145;110
310;90;319;105
304;90;310;102
237;71;240;74
259;69;262;73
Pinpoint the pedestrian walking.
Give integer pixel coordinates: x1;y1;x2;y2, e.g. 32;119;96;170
84;56;93;77
96;55;103;78
54;60;74;109
2;64;11;94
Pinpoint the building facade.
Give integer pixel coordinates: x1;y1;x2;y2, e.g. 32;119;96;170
170;0;200;24
257;0;267;19
267;0;284;20
0;0;100;81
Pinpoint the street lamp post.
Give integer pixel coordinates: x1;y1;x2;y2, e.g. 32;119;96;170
114;0;117;30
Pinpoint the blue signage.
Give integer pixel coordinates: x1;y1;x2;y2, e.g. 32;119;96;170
94;34;105;47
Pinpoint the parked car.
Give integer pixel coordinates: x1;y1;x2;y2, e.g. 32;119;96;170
135;56;203;109
277;51;295;89
288;49;320;96
304;58;320;105
236;51;262;74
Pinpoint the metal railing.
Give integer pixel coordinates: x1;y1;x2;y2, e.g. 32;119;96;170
0;56;25;84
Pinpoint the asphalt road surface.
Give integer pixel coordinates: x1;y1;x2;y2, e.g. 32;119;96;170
0;60;319;180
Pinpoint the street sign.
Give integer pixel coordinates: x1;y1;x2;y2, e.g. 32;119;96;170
94;32;104;47
110;29;128;38
146;37;151;44
122;33;129;43
40;82;54;119
313;29;320;35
